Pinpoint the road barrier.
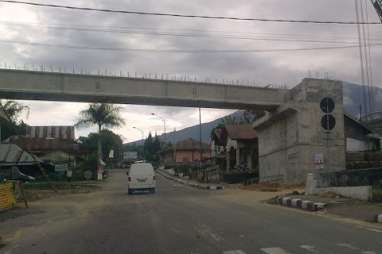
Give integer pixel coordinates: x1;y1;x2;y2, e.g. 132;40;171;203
0;182;16;211
278;196;326;212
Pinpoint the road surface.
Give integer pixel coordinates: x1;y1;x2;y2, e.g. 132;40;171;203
1;170;381;254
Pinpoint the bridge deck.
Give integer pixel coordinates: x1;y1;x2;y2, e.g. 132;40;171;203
0;69;287;110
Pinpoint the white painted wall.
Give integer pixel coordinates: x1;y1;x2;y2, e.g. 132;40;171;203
346;138;369;152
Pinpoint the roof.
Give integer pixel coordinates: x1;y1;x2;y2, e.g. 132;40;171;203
175;138;210;151
344;113;373;133
0;144;40;165
225;124;257;140
4;136;79;153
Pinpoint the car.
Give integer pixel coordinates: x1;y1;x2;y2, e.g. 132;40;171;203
127;162;156;194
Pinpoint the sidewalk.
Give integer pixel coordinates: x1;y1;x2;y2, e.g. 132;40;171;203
272;192;382;223
157;169;224;190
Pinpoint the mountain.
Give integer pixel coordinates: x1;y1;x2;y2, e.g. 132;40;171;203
343;82;382;117
128;82;382;145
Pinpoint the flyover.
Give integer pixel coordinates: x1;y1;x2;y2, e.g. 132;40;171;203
0;69;286;111
0;68;346;184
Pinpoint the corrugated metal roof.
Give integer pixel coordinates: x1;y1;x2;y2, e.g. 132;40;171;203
0;144;39;164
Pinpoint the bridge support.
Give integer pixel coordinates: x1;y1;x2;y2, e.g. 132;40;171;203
254;79;346;184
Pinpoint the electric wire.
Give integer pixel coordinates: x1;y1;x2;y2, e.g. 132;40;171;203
0;0;381;25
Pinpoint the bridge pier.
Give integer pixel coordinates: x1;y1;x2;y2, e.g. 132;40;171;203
254;79;346;184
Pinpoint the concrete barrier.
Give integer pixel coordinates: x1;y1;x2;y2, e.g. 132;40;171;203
314;202;327;210
278;197;326;212
301;200;314;210
291;198;302;208
282;197;292;206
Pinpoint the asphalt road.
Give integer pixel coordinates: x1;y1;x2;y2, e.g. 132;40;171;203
2;170;382;254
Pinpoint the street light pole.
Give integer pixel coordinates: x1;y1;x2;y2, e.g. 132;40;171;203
133;127;144;140
151;113;167;142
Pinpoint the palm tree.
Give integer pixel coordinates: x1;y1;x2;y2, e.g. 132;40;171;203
76;103;125;168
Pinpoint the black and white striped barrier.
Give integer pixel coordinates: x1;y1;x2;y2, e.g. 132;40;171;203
278;197;327;212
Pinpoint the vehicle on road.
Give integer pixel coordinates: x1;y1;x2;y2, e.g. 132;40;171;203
127;162;156;194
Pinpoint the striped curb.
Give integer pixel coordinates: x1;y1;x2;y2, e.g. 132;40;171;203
377;214;382;223
277;196;326;212
291;198;302;208
157;170;224;191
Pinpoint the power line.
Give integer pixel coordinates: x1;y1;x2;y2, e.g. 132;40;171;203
0;0;381;25
3;20;381;41
1;39;382;53
2;21;372;45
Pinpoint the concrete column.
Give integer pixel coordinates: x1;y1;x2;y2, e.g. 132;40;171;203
254;79;346;184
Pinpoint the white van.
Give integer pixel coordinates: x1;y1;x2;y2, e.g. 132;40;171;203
127;162;156;194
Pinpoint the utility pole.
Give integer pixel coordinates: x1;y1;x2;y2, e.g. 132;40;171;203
198;107;203;180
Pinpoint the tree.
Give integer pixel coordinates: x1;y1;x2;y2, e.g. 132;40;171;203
78;129;123;161
0;100;29;123
76;103;125;168
152;134;161;162
0;100;29;140
143;132;154;162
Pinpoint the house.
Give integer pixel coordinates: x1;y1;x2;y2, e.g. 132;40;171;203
164;138;211;163
211;124;258;174
4;125;80;170
345;114;381;152
0;143;53;179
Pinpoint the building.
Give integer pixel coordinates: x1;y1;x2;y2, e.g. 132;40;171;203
0;143;53;179
164;138;211;163
4;125;79;169
211;124;258;174
26;126;75;140
345;114;381;152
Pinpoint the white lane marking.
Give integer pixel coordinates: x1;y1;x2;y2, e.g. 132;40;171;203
223;250;246;254
362;251;377;254
261;247;291;254
300;245;318;253
336;243;359;250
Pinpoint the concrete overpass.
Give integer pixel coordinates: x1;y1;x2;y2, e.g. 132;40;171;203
0;69;286;111
0;68;346;184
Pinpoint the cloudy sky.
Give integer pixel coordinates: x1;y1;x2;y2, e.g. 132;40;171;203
0;0;381;142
